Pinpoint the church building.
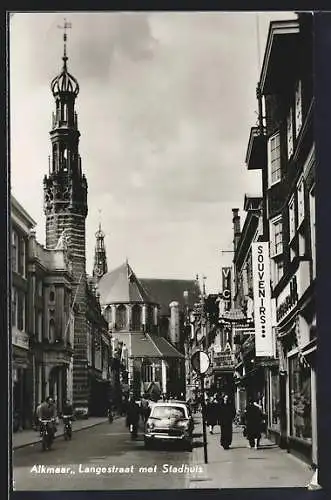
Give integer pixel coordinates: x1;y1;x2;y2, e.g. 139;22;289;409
93;227;200;400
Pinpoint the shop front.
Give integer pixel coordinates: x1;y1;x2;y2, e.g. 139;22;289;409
275;288;316;464
13;345;33;430
89;370;111;416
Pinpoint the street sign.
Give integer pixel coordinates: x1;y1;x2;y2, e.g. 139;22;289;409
191;350;210;375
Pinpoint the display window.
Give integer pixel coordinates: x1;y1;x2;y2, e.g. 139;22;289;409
270;372;281;430
289;355;312;441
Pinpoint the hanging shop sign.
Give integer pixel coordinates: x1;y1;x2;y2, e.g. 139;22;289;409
276;276;298;322
221;267;232;311
251;242;273;357
191;350;210;375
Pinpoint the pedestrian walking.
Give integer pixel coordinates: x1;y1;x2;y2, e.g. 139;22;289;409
244;398;264;449
126;398;140;439
219;395;236;450
206;396;218;434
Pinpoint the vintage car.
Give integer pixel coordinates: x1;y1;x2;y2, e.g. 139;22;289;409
144;402;194;451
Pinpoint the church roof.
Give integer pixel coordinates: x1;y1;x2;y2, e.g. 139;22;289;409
97;262;153;305
140;278;201;316
130;333;184;359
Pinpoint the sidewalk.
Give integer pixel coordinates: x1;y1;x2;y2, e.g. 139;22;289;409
186;417;313;489
12;415;122;450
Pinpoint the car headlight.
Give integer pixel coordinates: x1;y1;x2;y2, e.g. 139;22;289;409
176;420;189;429
146;421;155;431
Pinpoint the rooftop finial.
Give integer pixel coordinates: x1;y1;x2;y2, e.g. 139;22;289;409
98;208;102;231
57;18;72;70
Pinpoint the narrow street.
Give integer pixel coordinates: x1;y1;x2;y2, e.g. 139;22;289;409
13;416;192;490
13;415;313;490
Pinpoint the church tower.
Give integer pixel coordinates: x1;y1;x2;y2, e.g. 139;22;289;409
93;223;108;280
43;21;89;409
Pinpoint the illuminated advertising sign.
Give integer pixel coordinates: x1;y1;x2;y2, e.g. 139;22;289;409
251;242;273;357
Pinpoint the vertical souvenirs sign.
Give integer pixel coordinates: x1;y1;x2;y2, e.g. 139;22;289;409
251;242;273;357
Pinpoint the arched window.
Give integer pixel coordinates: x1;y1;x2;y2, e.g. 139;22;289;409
116;305;127;330
104;306;112;325
147;306;154;329
132;305;141;331
142;361;153;383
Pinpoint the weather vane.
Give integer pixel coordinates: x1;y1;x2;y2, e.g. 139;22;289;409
57;18;72;60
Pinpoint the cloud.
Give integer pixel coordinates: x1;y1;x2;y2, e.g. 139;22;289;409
10;11;296;291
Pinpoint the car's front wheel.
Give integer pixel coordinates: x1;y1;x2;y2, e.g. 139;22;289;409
183;439;193;452
144;438;153;450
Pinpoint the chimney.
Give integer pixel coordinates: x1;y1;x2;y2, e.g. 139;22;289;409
232;208;241;252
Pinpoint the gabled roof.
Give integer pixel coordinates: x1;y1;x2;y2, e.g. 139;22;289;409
97;262;153;305
140;278;200;316
130;333;184;359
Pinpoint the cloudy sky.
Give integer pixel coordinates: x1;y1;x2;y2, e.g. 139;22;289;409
10;11;295;292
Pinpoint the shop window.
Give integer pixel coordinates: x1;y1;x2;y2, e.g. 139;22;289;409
287;108;294;159
268;132;281;186
289;356;312;441
270;372;280;430
295;80;303;137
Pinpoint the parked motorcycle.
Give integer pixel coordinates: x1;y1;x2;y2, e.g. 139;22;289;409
63;415;72;440
40;419;55;451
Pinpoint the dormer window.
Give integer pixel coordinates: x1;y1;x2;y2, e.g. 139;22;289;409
268;132;281;186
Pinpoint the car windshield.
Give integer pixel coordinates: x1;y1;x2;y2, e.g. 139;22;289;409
151;406;186;419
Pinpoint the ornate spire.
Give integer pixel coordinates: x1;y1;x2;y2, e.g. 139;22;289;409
93;211;108;280
51;18;79;97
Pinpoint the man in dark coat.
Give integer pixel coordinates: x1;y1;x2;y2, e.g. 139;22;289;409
244;399;263;449
126;398;140;438
206;396;218;434
219;395;236;449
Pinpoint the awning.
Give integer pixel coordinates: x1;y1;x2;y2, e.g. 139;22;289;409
130;333;184;359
